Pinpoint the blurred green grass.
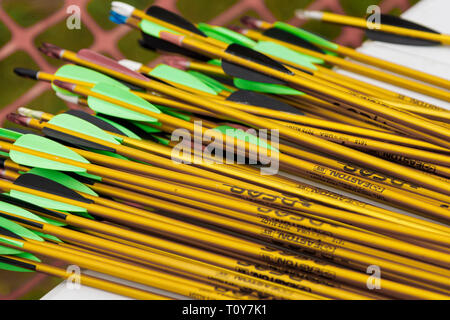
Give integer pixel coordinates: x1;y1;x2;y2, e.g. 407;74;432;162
2;0;63;28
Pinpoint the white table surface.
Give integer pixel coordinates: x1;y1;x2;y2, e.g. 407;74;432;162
41;0;450;300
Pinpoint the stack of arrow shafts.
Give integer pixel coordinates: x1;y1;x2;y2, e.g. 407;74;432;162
0;2;449;300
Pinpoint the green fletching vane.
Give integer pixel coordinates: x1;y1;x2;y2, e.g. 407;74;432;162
157;105;191;122
0;128;23;141
0;216;44;241
198;23;257;48
0;200;49;224
140;19;181;38
0;252;39;272
9;190;87;213
93;150;129;161
0;193;66;227
49;114;120;146
40;216;66;227
274;22;338;51
233;78;304;95
96;116;142;141
76;172;102;182
72;211;95;220
31;230;62;243
214;125;278;151
202;29;234;45
0;244;25;255
151;135;170;145
88;83;160;123
150;64;217;95
0;151;10;158
207;59;222;66
132;122;162;133
27;168;98;197
11;135;88;172
187;71;234;93
254;41;321;69
52;64;129;97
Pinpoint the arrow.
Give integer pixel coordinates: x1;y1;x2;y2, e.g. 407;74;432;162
296;10;450;46
234;25;450;108
0;189;329;300
15;107;450;223
0;203;447;299
0;253;169;299
231;26;450;114
0;160;374;300
12;67;450;221
241;16;450;91
108;10;450;149
2;126;450;250
48;30;450;194
5;193;450;298
112;4;450;128
0;218;250;300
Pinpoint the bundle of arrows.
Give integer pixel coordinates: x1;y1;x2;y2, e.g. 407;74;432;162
1;1;449;300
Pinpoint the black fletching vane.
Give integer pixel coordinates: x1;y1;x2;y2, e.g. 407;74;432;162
0;225;24;240
64;110;124;136
0;193;68;220
139;33;211;61
227;90;305;115
42;127;116;153
366;14;440;46
222;44;291;84
97;113;157;141
14;173;94;204
263;28;325;54
117;79;147;92
146;6;206;37
0;256;36;270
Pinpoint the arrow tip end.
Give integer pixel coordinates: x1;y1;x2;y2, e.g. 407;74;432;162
53;80;75;92
161;55;189;70
240;16;262;29
38;43;64;59
228;25;247;35
13;68;38;80
6;113;31;127
111;1;134;18
295;10;323;20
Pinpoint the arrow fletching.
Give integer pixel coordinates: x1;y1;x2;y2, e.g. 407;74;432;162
0;216;44;242
0;194;67;227
150;64;217;94
233;78;304;95
10;173;91;213
273;21;339;51
10;134;89;172
263;27;326;54
146;5;206;37
227;90;305;115
198;23;257;48
187;71;235;93
365;14;441;46
222;44;292;85
88;82;161;122
0;254;39;272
